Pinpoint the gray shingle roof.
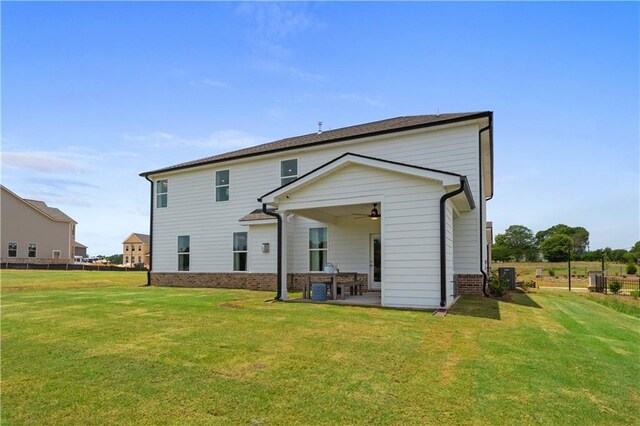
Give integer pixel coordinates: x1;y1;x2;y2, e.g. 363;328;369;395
239;209;277;222
23;199;77;223
141;112;489;176
131;233;150;244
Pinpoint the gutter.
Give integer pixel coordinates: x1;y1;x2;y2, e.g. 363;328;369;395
144;176;153;286
439;177;471;307
478;113;493;297
261;203;283;300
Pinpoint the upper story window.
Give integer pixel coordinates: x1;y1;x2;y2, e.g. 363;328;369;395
178;235;190;271
125;246;129;251
309;227;328;272
8;242;17;257
233;232;248;271
156;180;168;208
28;243;37;258
216;170;229;202
281;159;298;185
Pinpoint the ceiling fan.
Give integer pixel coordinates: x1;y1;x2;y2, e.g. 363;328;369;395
353;203;380;220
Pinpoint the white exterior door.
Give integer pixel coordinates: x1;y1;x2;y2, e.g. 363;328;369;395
370;234;381;290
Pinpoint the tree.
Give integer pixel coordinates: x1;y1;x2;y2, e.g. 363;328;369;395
494;225;537;261
491;243;511;262
106;254;123;264
536;224;590;255
540;234;573;262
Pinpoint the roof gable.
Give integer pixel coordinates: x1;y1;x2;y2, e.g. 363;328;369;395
1;185;77;224
259;153;463;204
123;233;150;244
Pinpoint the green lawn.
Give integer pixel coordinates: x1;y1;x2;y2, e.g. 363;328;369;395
2;271;639;425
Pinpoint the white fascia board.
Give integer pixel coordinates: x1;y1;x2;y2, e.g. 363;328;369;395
239;219;277;226
260;153;460;204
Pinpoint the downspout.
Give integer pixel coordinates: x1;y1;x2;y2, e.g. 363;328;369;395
144;176;153;286
261;203;283;301
440;177;467;307
478;116;492;297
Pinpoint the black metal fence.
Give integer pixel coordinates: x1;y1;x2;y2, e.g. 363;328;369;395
594;275;640;295
1;262;147;272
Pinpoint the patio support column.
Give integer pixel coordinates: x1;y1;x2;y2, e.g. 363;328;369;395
280;210;289;300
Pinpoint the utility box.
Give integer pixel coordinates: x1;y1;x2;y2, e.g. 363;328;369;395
499;267;517;290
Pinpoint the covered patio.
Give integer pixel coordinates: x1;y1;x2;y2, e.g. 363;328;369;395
258;152;475;309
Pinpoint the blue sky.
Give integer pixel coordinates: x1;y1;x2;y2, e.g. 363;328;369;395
2;1;638;255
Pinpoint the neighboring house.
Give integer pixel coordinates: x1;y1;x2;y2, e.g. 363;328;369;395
140;112;494;309
1;185;77;263
122;233;150;267
74;242;88;258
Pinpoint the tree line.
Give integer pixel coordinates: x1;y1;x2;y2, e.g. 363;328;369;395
493;224;640;264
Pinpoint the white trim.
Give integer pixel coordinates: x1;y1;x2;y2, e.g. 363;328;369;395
261;154;461;205
280;158;298;187
308;226;328;273
232;231;248;272
239;219;277;226
27;242;37;258
215;169;230;203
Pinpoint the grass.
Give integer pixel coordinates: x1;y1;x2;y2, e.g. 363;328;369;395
580;292;640;318
492;261;637;289
2;271;639;425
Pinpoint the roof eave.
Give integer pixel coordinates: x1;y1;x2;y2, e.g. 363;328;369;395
140;111;492;178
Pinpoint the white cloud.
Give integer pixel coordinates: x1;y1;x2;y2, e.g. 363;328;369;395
0;151;84;174
122;130;268;152
190;79;228;89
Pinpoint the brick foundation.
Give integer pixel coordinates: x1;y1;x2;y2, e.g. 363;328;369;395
455;274;484;295
151;272;369;292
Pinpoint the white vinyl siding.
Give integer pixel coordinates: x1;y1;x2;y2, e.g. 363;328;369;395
150;122;484;307
248;224;277;272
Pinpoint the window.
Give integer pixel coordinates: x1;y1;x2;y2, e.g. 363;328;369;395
215;170;229;202
309;228;328;271
125;256;129;263
178;236;190;271
8;242;17;257
233;232;248;271
281;159;298;185
138;245;142;251
125;246;129;251
138;256;142;263
28;243;37;258
157;179;168;208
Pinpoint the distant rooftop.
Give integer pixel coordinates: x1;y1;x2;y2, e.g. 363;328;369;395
1;185;77;223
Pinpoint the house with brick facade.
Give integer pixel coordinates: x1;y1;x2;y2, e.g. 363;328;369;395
122;233;150;267
140;112;494;309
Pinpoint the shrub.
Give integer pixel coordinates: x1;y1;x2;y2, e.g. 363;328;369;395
488;272;507;297
521;280;536;291
626;263;637;275
631;290;640;299
548;269;555;277
608;279;623;295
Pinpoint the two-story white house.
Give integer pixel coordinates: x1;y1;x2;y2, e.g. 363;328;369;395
140;112;494;309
